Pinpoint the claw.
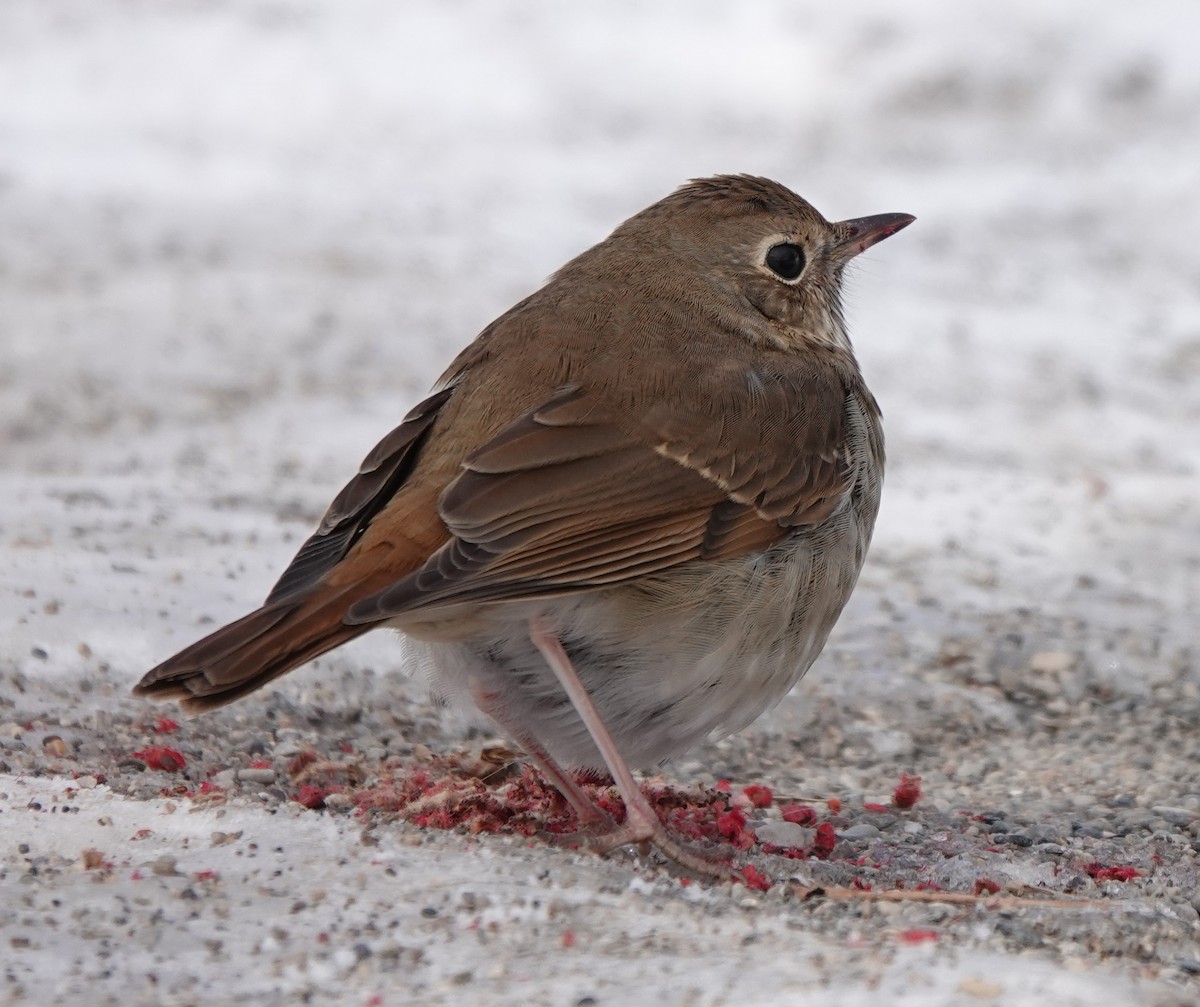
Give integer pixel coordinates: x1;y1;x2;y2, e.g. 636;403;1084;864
545;817;734;877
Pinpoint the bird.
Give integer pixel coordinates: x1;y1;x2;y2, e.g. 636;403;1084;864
134;174;913;873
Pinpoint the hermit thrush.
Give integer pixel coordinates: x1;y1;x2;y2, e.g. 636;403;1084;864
135;175;913;872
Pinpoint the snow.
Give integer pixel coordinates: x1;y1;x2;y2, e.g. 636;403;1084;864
2;2;1198;1004
3;775;1173;1007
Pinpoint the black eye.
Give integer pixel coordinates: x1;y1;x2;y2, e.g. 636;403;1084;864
765;243;805;281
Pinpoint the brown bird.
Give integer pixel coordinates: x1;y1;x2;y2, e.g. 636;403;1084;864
134;175;913;873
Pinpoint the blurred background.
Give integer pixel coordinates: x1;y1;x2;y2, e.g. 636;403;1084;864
1;0;1197;719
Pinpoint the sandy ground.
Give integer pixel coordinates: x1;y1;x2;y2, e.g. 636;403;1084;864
2;3;1199;1005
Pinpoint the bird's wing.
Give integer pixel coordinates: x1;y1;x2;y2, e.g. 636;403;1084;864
346;366;856;623
264;386;454;603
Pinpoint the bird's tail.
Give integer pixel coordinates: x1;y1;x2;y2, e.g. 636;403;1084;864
133;590;374;712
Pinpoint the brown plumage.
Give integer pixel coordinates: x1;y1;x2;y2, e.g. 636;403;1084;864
134;175;913;873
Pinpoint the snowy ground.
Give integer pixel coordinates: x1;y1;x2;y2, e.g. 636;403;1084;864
2;3;1199;1005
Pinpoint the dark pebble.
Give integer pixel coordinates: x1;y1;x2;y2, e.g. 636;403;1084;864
1026;824;1064;844
1116;810;1160;832
995;918;1044;948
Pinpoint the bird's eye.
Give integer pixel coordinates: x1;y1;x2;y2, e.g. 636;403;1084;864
765;243;806;281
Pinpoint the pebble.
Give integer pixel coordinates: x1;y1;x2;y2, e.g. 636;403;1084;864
42;735;70;757
236;768;278;784
151;855;179;877
959;977;1004;998
1115;810;1161;833
212;769;238;789
1172;902;1200;925
837;823;882;841
754;821;813;848
1152;806;1197;827
1072;822;1108;839
1027;824;1064;844
1029;650;1075;675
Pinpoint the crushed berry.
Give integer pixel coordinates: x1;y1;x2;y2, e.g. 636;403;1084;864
780;803;817;826
1084;862;1139;882
892;774;922;809
715;807;747;840
296;785;334;810
738;864;772;891
130;747;186;772
742;784;773;808
812;822;837;858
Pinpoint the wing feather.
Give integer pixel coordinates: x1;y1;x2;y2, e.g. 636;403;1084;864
345;372;856;624
264;387;453;603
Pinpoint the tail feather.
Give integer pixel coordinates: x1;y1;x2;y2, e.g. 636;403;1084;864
133;593;372;713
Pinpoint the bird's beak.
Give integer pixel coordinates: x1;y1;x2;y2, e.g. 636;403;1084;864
832;212;916;261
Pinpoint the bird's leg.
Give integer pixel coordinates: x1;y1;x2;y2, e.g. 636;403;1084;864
468;680;614;830
528;615;733;878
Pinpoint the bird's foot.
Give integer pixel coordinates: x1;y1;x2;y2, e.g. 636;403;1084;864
546;804;734;878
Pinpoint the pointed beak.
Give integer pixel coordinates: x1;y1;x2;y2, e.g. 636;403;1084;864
832;212;916;261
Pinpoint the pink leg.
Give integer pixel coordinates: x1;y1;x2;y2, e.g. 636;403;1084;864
528;615;733;877
469;680;612;829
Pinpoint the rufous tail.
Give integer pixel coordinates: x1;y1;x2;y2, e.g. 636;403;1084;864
133;592;372;712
